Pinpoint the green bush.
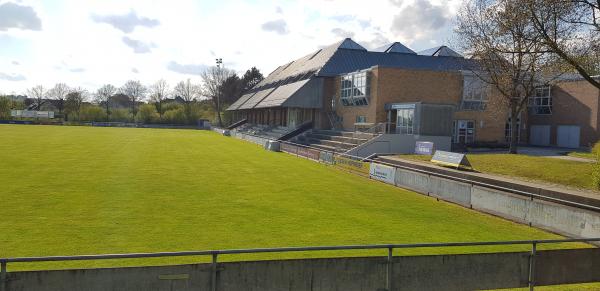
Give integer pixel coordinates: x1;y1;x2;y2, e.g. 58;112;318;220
137;104;159;124
593;142;600;190
163;107;186;124
0;97;11;119
110;108;131;122
79;105;105;122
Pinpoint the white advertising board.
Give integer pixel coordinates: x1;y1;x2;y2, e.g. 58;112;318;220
369;163;396;185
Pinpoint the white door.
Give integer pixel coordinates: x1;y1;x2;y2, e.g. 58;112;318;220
557;125;580;148
530;125;550;146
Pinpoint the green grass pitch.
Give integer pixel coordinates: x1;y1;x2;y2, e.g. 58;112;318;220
0;124;590;271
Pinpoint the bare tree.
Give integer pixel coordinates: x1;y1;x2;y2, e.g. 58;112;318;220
48;83;70;116
119;80;147;121
201;66;234;127
456;0;552;153
96;84;117;121
65;87;88;121
26;85;46;110
149;79;169;121
526;0;600;89
174;79;200;124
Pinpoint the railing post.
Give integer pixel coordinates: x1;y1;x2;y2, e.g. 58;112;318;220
211;253;218;291
386;247;393;291
1;259;7;291
528;242;537;291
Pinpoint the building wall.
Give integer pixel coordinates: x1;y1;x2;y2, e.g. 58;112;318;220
332;66;514;144
529;80;600;147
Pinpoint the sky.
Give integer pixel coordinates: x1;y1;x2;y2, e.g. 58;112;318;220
0;0;463;95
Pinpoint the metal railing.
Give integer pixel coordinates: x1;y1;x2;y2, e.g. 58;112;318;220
1;238;599;291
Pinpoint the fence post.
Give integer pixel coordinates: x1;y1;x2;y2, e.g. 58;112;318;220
386;247;393;291
528;242;537;291
1;259;6;291
211;253;218;291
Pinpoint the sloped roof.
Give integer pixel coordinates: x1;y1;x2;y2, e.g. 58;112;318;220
237;88;276;110
227;92;256;111
254;79;311;108
418;46;463;58
253;38;366;89
372;42;416;54
319;49;475;76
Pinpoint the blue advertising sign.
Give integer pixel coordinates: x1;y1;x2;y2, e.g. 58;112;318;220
415;141;434;155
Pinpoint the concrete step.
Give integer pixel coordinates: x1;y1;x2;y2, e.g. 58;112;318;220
319;139;356;150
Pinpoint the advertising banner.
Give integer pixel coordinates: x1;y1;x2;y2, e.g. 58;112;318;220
369;163;397;185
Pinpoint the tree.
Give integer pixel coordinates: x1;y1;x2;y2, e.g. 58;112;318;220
0;96;11;119
241;67;264;92
174;79;200;124
26;85;46;110
119;80;147;121
48;83;69;116
201;66;235;127
220;74;243;104
149;79;169;121
96;84;117;122
65;87;87;121
456;0;552;153
526;0;600;89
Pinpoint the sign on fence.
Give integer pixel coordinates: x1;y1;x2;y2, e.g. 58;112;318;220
415;141;434;155
431;150;471;169
319;151;334;164
297;147;320;160
280;143;298;154
369;163;397;184
334;155;370;175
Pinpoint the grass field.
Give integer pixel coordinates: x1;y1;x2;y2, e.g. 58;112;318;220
401;153;597;191
0;124;591;271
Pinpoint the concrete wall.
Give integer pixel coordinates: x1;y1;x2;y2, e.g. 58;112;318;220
5;248;600;291
386;163;600;239
347;134;451;157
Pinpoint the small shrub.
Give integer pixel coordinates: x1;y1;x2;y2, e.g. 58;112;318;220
79;105;105;122
136;104;159;124
593;142;600;190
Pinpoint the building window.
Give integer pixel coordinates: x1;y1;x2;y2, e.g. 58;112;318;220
340;71;370;106
454;120;475;144
356;115;367;123
396;108;414;134
529;86;552;115
505;117;521;143
461;75;489;111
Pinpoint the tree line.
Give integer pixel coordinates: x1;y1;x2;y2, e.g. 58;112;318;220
456;0;599;153
0;66;264;126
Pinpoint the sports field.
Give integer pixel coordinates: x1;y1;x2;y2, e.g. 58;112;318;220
0;124;589;271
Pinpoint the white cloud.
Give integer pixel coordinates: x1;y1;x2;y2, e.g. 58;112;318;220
91;10;159;33
0;72;26;81
0;2;42;31
0;0;462;94
261;19;288;35
122;36;156;53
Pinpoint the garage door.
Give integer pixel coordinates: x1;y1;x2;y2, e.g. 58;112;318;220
557;125;580;148
530;125;551;146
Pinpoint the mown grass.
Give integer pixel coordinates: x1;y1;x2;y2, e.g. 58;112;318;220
567;151;597;160
401;153;596;191
0;125;591;272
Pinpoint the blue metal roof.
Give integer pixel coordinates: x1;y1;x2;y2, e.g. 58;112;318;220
372;42;416;54
318;49;476;76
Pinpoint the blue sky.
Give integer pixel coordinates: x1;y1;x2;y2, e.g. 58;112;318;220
0;0;462;94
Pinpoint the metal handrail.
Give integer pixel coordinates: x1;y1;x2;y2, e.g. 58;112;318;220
2;237;599;263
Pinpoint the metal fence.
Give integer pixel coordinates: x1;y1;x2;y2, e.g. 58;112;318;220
1;238;599;291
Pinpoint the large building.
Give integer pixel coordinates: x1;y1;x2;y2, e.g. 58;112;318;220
227;38;600;150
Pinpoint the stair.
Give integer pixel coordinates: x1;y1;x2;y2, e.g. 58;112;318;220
292;129;379;153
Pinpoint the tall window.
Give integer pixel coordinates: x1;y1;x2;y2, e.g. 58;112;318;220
529;86;552;115
461;75;488;111
396;108;414;134
340;71;370;106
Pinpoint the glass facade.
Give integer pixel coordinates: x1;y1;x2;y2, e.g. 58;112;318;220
461;75;488;111
396;108;414;134
529;86;552;115
340;71;370;106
